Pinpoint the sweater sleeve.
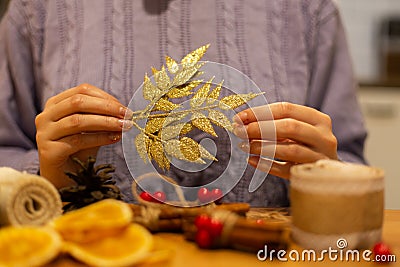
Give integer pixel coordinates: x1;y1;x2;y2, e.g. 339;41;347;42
0;2;40;173
306;1;367;164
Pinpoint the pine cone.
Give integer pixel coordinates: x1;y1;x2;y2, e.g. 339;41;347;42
59;157;122;212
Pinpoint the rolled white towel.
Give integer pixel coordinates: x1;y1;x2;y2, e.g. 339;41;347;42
0;167;62;226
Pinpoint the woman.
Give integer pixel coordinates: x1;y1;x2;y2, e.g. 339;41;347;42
0;0;366;206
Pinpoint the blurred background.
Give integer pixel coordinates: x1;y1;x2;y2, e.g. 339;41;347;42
0;0;399;208
0;0;8;19
336;0;400;209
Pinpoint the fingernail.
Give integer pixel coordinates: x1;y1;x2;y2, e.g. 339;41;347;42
109;133;121;141
120;107;134;119
233;124;247;138
238;142;250;152
233;112;247;124
119;119;133;130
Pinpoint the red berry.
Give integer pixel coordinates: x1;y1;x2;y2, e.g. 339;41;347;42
194;214;211;230
153;191;166;203
210;188;223;202
256;219;264;225
140;191;155;202
195;229;212;249
208;219;223;237
197;188;210;203
373;242;392;262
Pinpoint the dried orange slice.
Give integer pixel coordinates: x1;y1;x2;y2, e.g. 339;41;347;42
0;226;61;267
51;199;133;243
64;223;153;267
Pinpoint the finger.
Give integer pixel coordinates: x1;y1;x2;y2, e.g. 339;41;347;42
57;132;122;155
240;140;328;163
234;102;331;126
235;119;322;147
248;156;294;179
233;105;273;125
45;83;120;107
47;114;132;140
48;94;130;121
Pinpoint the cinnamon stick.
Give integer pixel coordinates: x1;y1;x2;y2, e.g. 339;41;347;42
129;202;251;232
183;211;288;252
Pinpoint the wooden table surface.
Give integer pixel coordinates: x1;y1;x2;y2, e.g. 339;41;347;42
49;210;400;267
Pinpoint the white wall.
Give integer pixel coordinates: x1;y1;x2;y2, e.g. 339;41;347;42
358;88;400;210
336;0;400;83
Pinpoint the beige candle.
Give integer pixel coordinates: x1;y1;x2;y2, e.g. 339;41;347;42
290;160;384;250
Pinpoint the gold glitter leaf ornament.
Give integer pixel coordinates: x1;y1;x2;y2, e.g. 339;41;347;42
181;44;210;67
190;77;214;108
153;98;180;112
207;81;223;104
164;139;205;164
130;44;263;170
172;65;199;87
219;93;264;110
150;140;170;170
143;74;161;101
208;109;234;132
135;133;150;163
145;118;166;134
165;55;179;74
154;66;171;90
191;112;217;137
160;123;186;141
167;80;202;98
179;137;201;161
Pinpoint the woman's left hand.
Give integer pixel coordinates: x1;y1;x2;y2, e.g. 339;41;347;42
233;102;338;179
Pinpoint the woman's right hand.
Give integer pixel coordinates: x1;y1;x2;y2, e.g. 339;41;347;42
35;83;133;188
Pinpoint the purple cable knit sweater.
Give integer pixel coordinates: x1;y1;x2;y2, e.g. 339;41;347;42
0;0;367;206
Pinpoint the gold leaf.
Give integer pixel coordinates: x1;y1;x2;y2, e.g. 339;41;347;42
166;88;192;99
180;123;194;135
207;81;223;104
196;62;206;69
146;139;153;160
160;123;186;141
167;80;202;98
199;143;218;162
145;118;166;134
165;140;206;163
172;65;199;87
179;137;201;161
194;71;205;79
164;139;185;160
143;74;161;101
135;132;150;162
165;55;179;74
208;109;233;132
181;44;210;67
155;66;171;90
180;80;203;90
191;112;217;137
151;67;158;75
219;93;264;110
153;98;180;112
190;77;214;108
150;140;170;170
164;112;189;126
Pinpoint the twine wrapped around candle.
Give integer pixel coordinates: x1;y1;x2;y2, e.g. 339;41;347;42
290;160;384;250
